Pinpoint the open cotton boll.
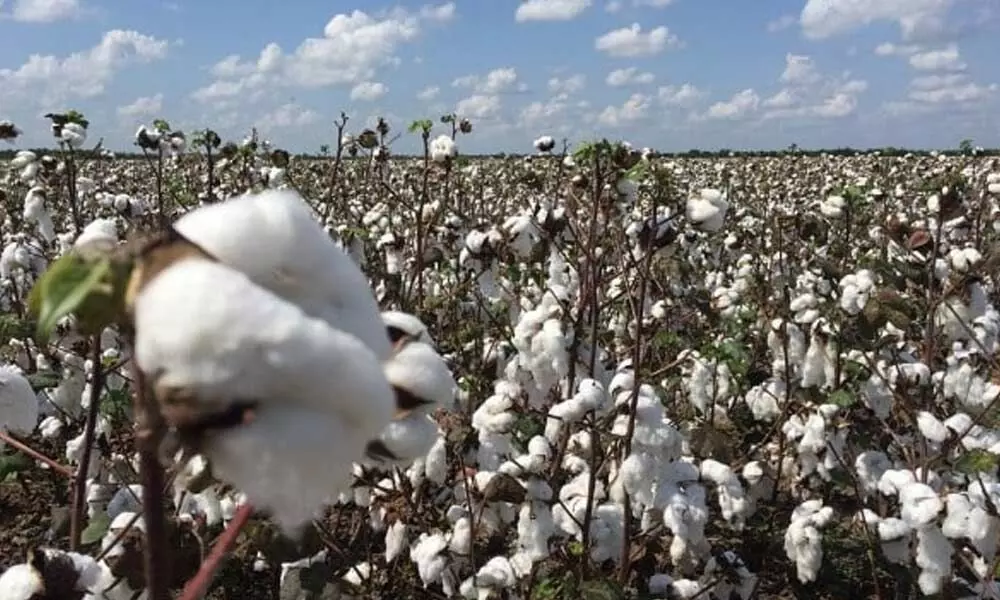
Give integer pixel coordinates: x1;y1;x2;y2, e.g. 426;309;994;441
429;134;458;163
73;219;119;260
0;365;39;438
172;188;391;361
686;188;729;232
0;548;102;600
133;258;395;534
22;187;55;243
382;311;435;347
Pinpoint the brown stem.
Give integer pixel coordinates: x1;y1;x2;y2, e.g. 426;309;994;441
132;364;170;600
0;430;73;478
178;503;254;600
70;337;105;550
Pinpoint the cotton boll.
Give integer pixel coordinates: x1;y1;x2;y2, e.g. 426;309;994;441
133;258;394;534
429;135;458;163
172;189;392;361
899;482;943;528
383;521;407;563
0;564;43;600
382;311;435;347
686;188;729;232
73;219;119;260
0;365;39;437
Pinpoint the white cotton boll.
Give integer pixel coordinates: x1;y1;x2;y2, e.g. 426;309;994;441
686;188;729;232
384;521;408;563
411;533;449;587
0;365;39;437
899;482;943;528
382;311;435;347
745;379;783;421
133;259;394;534
425;435;448;485
916;411;950;444
172;188;392;361
383;340;456;409
73;219;119;260
60;122;87;148
0;564;43;600
819;195;846;218
915;525;953;595
23;187;55;243
855;451;891;496
449;516;472;555
429;135;458;163
342;562;371;587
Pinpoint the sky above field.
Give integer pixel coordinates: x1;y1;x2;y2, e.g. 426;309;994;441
0;0;998;154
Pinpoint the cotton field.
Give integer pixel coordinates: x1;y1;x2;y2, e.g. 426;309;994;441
1;114;1000;599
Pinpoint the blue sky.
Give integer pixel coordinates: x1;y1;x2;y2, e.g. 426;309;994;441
0;0;998;154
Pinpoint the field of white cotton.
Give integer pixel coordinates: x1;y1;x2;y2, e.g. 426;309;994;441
0;113;1000;599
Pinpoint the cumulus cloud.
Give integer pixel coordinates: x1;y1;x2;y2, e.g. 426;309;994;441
0;29;170;107
6;0;81;22
117;93;164;118
595;23;681;57
515;0;591;22
190;4;454;102
350;81;388;101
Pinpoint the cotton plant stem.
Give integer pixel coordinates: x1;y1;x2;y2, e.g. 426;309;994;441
70;337;105;551
132;365;171;600
178;503;254;600
0;430;73;478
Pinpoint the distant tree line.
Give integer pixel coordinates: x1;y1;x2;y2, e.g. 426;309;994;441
2;144;998;161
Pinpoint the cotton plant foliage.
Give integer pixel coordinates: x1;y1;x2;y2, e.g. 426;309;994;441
3;116;1000;600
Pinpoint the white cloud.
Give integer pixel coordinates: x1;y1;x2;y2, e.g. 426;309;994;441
456;94;501;119
597;93;650;126
515;0;591;22
606;67;654;87
453;67;520;94
605;0;623;12
117;93;163;118
548;74;586;94
259;102;320;129
767;14;797;32
190;4;453;102
633;0;675;7
800;0;956;41
0;29;170;107
657;83;704;107
874;42;921;56
595;23;680;57
417;85;440;100
763;88;797;109
350;81;388;101
518;93;574;131
703;89;759;120
7;0;81;22
908;44;966;71
780;54;821;85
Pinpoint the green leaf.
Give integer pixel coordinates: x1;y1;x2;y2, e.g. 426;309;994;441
80;513;111;546
152;119;171;133
955;449;999;475
567;541;584;557
408;119;432;134
579;579;625;600
0;453;33;481
26;370;61;391
28;255;119;340
827;389;856;408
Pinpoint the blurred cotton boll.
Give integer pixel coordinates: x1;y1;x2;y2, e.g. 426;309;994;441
132;257;395;535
